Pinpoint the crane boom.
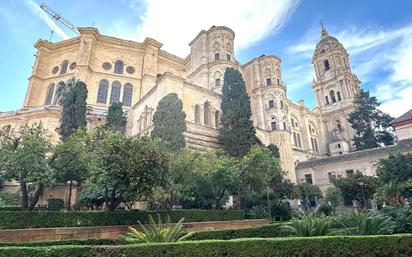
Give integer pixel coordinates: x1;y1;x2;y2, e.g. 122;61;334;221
40;3;79;35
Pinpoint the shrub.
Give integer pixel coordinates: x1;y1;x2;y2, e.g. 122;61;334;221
281;215;331;237
315;203;335;216
333;211;396;235
0;210;244;229
122;214;190;243
184;223;289;240
271;201;291;221
381;205;412;233
0;235;410;257
47;198;65;211
325;187;342;207
0;192;20;207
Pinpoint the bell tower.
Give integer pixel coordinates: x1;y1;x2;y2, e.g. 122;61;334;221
312;24;360;155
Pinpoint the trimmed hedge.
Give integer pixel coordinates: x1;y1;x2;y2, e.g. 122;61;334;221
0;235;410;257
185;223;290;240
0;238;125;247
0;210;244;229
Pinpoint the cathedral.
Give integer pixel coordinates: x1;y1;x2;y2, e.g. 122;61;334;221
0;25;395;188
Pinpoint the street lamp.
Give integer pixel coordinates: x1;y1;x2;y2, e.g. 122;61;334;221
357;177;367;209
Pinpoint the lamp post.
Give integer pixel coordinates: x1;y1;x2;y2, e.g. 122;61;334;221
357;177;367;209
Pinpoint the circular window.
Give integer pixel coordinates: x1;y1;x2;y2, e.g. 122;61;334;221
126;66;135;74
52;66;59;74
102;62;112;70
69;62;76;70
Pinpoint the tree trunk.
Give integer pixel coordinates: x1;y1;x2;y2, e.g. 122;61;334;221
67;180;73;212
28;183;44;211
108;188;121;211
20;181;28;210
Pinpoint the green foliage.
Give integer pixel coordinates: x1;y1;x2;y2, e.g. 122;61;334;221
0;124;54;211
335;172;380;207
348;89;395;150
0;235;411;257
0;191;20;206
377;153;412;184
270;201;291;221
106;102;127;133
52;129;91;211
122;214;190;243
0;238;124;247
0;210;244;229
325;187;342;207
219;67;256;157
47;198;64;211
77;182;106;210
151;93;186;151
185;223;289;240
281;214;331;237
315;203;335;216
296;182;322;210
266;144;280;158
381;205;412;233
333;211;395;235
56;78;88;140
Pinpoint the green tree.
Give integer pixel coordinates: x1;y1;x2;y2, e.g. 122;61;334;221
151;93;186;151
192;151;240;209
106;102;127;133
56;78;88;140
325;187;342;207
296;182;322;210
52;130;91;211
335;172;380;208
0;124;54;211
377;153;412;184
219;67;256;157
267;144;280;158
89;131;170;211
348;89;395;150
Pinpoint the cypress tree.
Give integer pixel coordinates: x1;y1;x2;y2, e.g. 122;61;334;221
57;78;88;140
106;102;127;133
219;67;256;157
151;93;186;150
348;89;395;150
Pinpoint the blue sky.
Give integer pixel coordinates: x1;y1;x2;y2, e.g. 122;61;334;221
1;0;411;117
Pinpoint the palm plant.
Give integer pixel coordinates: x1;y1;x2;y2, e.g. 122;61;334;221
332;211;395;235
281;213;331;237
121;214;191;243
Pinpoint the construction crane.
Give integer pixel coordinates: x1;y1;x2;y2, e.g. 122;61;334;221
40;3;80;36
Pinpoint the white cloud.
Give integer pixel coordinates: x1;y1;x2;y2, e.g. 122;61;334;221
117;0;299;57
25;0;69;40
379;86;412;118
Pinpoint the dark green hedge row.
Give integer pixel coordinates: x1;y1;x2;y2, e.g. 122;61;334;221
0;210;244;229
0;238;125;247
0;235;410;257
185;223;290;240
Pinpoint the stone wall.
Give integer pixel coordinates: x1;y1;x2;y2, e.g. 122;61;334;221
0;219;268;243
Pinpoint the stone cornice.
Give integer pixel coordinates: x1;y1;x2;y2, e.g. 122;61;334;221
189;26;235;46
242;54;282;67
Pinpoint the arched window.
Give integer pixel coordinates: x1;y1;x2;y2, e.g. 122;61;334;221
44;83;55;105
114;60;124;74
214;53;219;61
293;132;298;146
215;78;221;87
325;96;330;105
60;60;68;74
122;83;133;107
97;79;109;104
227;54;231;61
297;133;302;148
215;111;220;128
53;82;64;105
324;59;330;71
204;102;210;125
280;100;284;108
194;105;200;124
330;90;336;103
110;81;121;104
266;78;272;86
337;91;342;101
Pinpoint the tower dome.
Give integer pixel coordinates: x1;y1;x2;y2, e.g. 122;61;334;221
313;25;346;61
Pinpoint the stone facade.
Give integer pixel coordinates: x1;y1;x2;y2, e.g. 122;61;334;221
0;24;403;198
392;109;412;141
